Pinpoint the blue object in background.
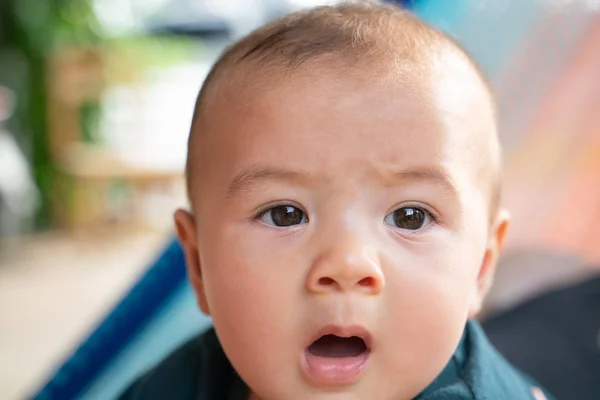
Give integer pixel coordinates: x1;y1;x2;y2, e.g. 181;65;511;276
83;281;210;400
31;238;211;400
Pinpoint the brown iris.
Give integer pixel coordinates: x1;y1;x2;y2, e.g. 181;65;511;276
269;205;305;227
393;207;426;230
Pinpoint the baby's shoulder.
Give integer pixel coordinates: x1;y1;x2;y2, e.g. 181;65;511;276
117;328;243;400
459;321;554;400
417;321;554;400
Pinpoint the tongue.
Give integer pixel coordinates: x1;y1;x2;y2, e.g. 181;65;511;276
308;335;366;358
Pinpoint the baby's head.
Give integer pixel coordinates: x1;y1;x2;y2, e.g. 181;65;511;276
175;2;509;399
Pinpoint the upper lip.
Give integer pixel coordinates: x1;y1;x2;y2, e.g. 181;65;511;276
307;325;373;350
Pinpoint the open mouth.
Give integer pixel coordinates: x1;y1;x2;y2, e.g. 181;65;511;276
308;334;368;358
302;326;371;385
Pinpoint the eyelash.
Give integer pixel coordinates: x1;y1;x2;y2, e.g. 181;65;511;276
385;204;439;234
251;202;440;226
252;201;305;221
397;203;439;223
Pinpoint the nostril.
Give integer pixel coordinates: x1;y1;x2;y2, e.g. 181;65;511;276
319;277;335;286
358;277;374;287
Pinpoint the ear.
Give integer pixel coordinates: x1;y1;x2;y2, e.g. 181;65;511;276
174;209;211;315
468;208;510;318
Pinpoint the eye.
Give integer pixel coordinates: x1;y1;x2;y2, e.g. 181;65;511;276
258;205;308;227
384;206;432;231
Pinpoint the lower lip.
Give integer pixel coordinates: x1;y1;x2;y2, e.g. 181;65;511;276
302;350;369;385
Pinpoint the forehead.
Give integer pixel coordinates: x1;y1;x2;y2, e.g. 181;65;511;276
195;60;494;200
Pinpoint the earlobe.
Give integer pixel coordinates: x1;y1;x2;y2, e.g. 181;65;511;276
174;209;211;315
468;209;511;318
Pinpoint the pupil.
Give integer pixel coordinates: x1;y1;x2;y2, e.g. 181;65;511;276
271;206;304;226
394;207;425;230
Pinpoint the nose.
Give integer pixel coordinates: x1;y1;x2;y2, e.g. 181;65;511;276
306;233;385;295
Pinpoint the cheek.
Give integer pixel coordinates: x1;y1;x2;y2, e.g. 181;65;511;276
405;235;484;317
202;238;301;338
385;262;474;334
375;240;483;391
198;228;308;393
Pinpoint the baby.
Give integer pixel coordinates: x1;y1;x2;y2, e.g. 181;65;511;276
119;2;552;399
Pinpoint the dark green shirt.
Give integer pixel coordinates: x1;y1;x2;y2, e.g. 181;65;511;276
118;320;552;400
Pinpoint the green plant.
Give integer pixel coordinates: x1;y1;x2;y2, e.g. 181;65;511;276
0;0;103;228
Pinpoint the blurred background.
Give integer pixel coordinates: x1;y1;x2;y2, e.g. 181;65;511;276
1;0;599;399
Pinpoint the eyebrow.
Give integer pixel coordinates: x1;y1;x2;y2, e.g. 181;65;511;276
226;164;458;199
389;166;458;194
226;166;311;199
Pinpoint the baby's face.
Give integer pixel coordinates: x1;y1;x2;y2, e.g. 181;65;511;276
177;64;506;400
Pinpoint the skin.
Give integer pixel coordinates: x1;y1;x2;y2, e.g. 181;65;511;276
175;58;510;400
